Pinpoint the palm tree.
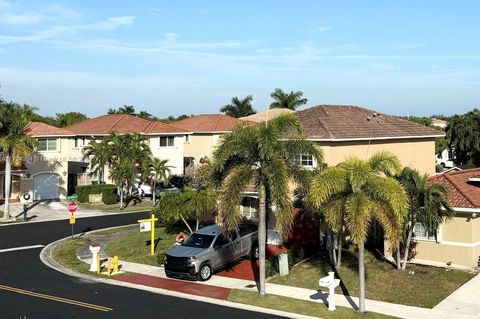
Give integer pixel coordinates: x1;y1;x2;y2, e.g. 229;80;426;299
213;113;322;296
220;95;256;118
109;158;137;208
143;157;171;204
309;151;409;313
82;140;109;184
108;105;136;115
269;88;308;110
0;102;37;221
397;167;454;270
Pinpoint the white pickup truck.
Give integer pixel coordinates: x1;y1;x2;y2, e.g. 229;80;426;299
164;224;258;281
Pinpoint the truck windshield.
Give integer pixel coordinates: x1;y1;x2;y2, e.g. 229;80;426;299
182;234;215;249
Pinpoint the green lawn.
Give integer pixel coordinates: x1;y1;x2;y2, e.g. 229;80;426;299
269;249;475;308
79;199;155;213
105;226;179;265
52;237;93;275
228;290;400;319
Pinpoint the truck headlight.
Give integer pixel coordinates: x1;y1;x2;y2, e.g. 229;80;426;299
188;256;197;263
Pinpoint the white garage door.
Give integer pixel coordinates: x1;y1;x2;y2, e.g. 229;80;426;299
34;173;59;200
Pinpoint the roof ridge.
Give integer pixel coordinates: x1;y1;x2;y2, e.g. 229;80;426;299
444;173;479;207
108;114;126;132
213;114;223;131
316;117;334;139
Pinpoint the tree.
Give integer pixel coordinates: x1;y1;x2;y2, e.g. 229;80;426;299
108;105;136;115
55;112;88;127
446;109;480;165
309;151;408;313
0;102;37;221
213;113;322;296
82;140;109;184
143;157;171;204
220;95;256;118
109;158;137;209
157;187;216;233
399;116;433;127
104;132;152;208
138;111;153;120
396;167;454;270
269;88;308;110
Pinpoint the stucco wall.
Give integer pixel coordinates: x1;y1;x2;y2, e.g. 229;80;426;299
184;134;222;161
317;138;436;176
441;214;474;243
415;241;478;267
149;135;186;175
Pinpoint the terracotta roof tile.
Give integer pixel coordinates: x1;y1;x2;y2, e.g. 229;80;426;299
172;114;243;132
296;105;444;140
24;122;74;136
428;168;480;209
65;114;186;135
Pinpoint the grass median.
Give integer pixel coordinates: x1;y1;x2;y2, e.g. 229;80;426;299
269;249;475;308
228;289;400;319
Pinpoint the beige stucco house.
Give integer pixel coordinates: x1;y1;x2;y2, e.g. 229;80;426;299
172;114;244;175
414;168;480;268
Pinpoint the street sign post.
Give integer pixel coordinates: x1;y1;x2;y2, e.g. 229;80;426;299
137;214;158;255
69;215;75;239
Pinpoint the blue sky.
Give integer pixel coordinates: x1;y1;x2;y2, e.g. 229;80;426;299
0;0;479;117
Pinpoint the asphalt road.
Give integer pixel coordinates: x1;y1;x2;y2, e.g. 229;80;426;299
0;212;286;319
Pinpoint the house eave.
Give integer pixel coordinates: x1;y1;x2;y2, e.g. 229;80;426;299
308;134;444;142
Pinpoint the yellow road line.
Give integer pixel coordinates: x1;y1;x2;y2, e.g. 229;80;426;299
0;284;113;312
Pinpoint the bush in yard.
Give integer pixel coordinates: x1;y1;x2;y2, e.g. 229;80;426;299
101;186;118;205
75;184;116;203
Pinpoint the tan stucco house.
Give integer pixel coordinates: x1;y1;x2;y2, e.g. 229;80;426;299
296;105;444;175
172;114;244;175
415;168;480;268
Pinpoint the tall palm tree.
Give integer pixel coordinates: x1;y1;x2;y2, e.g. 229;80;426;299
82;140;109;184
0;102;37;221
213;113;322;296
397;167;454;270
143;157;171;204
220;95;256;118
309;151;408;313
269;88;308;110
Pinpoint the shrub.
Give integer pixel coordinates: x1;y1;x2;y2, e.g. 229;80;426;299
101;186;118;205
74;184;116;203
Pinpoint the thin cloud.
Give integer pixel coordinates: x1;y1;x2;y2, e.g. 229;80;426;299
308;26;331;34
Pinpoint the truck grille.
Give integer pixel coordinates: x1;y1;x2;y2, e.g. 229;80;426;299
165;255;189;270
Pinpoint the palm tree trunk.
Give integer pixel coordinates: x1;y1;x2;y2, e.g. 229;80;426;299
402;227;413;271
180;213;193;234
98;167;102;184
196;218;200;231
337;233;342;268
152;181;156;205
396;242;402;270
358;241;366;313
258;184;267;297
3;155;12;221
119;187;123;209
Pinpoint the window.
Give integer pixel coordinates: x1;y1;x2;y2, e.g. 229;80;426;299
74;137;86;148
38;138;57;151
293;154;314;167
185;135;190;143
242;197;258;219
160;136;174;147
414;222;436;240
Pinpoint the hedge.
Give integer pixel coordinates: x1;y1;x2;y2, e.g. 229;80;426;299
75;184;116;203
101;186;118;205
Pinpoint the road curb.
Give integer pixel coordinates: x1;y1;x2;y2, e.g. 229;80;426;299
40;228;324;319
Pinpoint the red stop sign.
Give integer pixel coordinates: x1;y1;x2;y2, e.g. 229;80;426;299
67;201;78;213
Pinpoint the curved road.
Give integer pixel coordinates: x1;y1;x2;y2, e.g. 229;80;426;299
0;212;285;319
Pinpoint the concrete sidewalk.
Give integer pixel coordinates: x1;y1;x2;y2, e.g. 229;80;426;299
79;252;473;319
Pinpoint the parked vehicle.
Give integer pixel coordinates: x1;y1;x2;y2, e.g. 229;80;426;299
136;182;180;197
164;224;258;281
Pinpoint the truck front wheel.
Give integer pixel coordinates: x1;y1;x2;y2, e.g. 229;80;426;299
198;263;212;281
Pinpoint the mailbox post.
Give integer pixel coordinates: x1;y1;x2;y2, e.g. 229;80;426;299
319;271;341;311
